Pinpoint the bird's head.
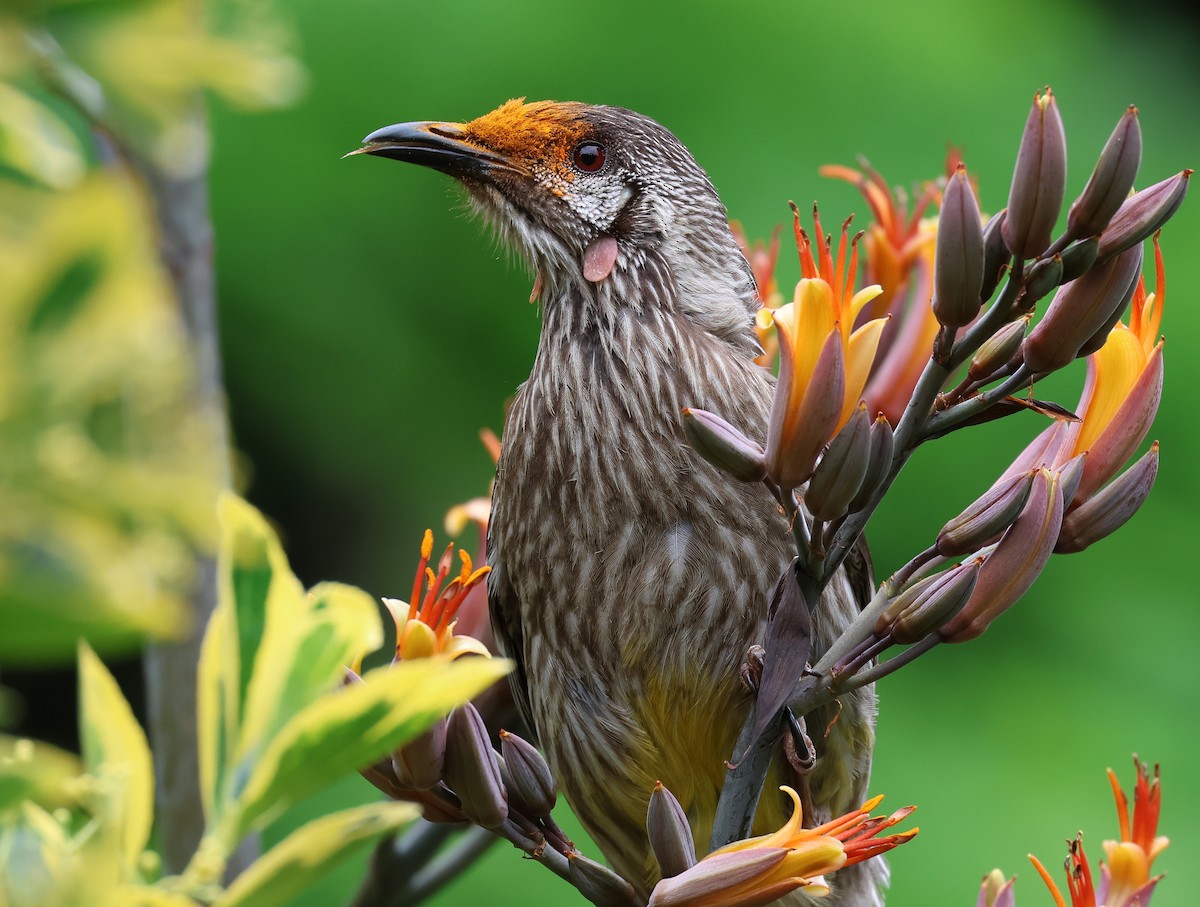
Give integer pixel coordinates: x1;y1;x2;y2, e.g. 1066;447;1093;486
352;99;758;347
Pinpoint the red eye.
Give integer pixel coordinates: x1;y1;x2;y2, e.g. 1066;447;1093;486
572;142;606;172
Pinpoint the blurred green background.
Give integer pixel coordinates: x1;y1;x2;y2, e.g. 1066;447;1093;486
211;0;1198;904
19;0;1199;903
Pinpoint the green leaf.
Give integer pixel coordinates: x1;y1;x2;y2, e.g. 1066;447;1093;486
213;801;419;907
220;656;510;846
78;641;154;875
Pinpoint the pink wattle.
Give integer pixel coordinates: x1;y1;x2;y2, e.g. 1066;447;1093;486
583;235;619;282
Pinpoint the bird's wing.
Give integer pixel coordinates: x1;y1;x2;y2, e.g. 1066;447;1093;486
486;534;537;741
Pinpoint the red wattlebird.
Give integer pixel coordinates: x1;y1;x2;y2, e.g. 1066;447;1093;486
356;99;881;905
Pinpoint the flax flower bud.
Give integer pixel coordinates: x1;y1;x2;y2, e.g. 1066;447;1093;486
391;718;447;790
1059;236;1100;283
932;163;985;327
806;404;871;521
941;468;1064;642
442;703;508;828
877;560;980;644
1055;453;1087;507
1068;106;1143;238
968;317;1028;382
648;781;697;879
1023;242;1143;373
1018;254;1063;310
499;729;556;817
936;471;1036;557
567;853;642;907
1003;88;1067;260
977;869;1016;907
980;210;1009;302
1057;443;1158;553
1097;170;1191;262
848;414;894;514
682;408;767;482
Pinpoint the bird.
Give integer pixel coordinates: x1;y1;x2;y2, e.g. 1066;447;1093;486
355;99;881;904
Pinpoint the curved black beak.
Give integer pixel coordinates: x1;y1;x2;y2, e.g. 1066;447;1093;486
346;121;516;176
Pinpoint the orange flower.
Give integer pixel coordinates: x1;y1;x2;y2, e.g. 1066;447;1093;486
1030;759;1167;907
764;208;886;488
649;786;917;907
821;161;938;320
823;161;944;424
384;530;491;661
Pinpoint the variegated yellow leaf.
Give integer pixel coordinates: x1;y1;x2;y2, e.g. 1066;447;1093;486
119;886;203;907
213;802;419;907
78;642;153;875
219;656;509;847
0;736;82;814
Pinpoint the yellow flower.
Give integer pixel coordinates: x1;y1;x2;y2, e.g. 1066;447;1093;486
383;530;491;661
764;209;886;488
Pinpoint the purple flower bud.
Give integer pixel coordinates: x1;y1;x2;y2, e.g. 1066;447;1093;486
1057;443;1158;553
1022;242;1143;373
1074;258;1143;359
1017;255;1064;311
1003;88;1068;260
968;316;1029;382
1068;106;1143;238
1096;170;1191;262
942;469;1065;642
766;328;845;489
937;471;1036;557
682;408;767;482
977;870;1017;907
1055;453;1087;507
1058;237;1100;283
442;703;508;828
806;403;872;521
888;561;981;645
647;781;697;879
392;717;447;790
848;413;894;514
932;163;985;327
567;852;643;907
498;729;557;817
980;209;1010;302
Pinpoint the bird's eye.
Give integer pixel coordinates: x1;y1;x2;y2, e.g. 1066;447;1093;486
572;142;607;173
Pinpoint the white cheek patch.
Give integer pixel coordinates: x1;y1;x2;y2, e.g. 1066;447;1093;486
583;235;619;282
